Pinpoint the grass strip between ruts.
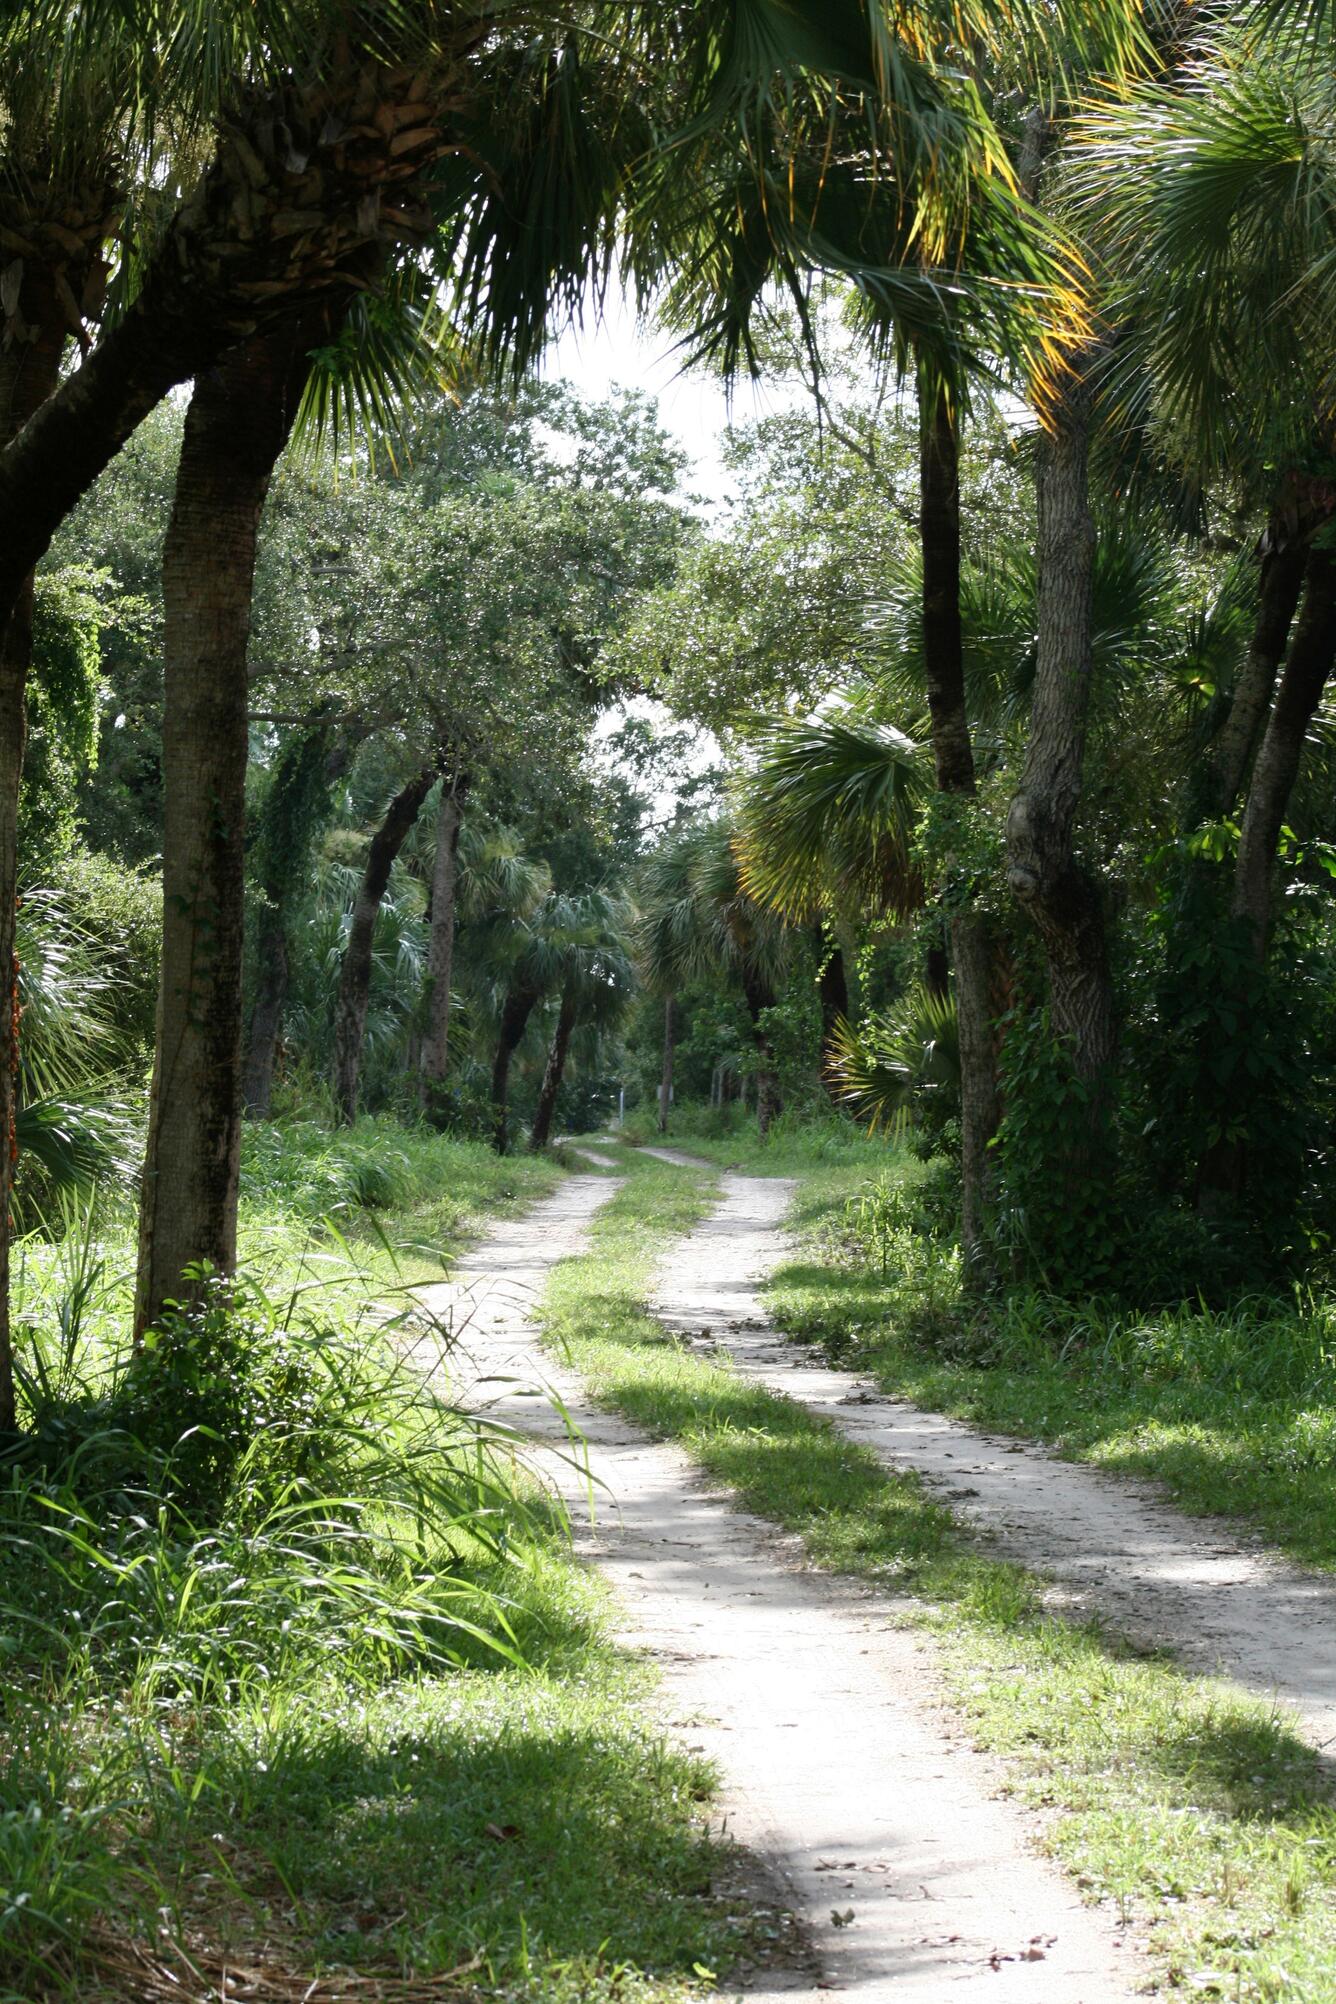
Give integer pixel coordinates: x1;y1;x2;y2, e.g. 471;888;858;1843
540;1148;1336;2004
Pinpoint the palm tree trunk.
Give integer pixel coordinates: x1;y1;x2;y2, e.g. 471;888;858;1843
420;776;464;1118
1005;357;1118;1095
1212;532;1308;816
491;985;540;1155
135;328;312;1339
1232;548;1336;952
0;274;67;1428
918;364;999;1278
333;767;436;1126
530;984;578;1151
242;908;289;1119
658;993;676;1132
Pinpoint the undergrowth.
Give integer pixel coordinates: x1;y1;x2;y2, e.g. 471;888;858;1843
0;1120;733;2003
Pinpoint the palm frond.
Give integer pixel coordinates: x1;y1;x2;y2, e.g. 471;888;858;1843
826;984;959;1133
735;708;929;920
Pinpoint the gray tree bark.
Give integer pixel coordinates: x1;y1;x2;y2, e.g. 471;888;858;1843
333;768;436;1126
1005;354;1118;1091
420;777;464;1117
135;327;311;1338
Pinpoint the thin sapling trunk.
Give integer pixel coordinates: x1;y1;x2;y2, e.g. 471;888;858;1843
530;984;579;1151
420;775;464;1119
333;767;437;1125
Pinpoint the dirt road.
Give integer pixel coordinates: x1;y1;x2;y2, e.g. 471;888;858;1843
410;1173;1140;2001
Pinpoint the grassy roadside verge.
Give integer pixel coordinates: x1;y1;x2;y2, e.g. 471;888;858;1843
541;1148;1336;2004
634;1114;1336;1578
3;1123;741;2004
769;1166;1336;1578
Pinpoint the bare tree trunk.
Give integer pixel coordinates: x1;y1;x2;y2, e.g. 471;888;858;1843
1213;533;1308;815
333;768;435;1126
420;777;464;1118
530;984;578;1151
241;910;289;1119
1232;548;1336;952
918;364;999;1278
741;970;781;1139
658;993;675;1132
491;985;540;1155
0;275;66;1427
1005;357;1118;1093
135;329;312;1337
816;927;849;1108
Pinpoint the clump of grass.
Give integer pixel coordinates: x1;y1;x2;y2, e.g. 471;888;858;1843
240;1116;563;1273
0;1266;551;1993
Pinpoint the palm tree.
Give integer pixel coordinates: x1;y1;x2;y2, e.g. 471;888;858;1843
826;983;959;1137
636;817;789;1138
136;319;332;1335
1071;21;1336;1203
734;706;928;1095
735;709;928;925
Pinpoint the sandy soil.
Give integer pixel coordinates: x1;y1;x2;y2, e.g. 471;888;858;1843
408;1175;1141;2002
652;1168;1336;1759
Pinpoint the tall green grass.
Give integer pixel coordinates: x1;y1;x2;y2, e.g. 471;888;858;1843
0;1258;554;1995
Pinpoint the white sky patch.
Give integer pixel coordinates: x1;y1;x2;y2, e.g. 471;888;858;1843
592;696;723;834
542;289;804;511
